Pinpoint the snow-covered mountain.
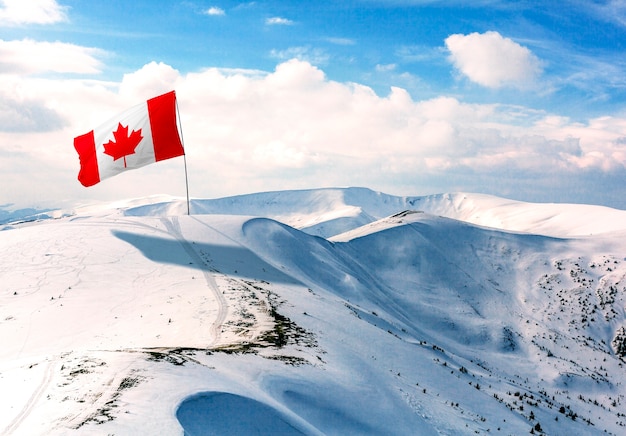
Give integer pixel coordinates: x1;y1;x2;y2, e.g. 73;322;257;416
1;188;625;435
0;206;55;227
123;187;626;238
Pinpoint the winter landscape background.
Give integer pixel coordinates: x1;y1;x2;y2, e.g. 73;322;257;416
2;2;626;434
1;187;625;435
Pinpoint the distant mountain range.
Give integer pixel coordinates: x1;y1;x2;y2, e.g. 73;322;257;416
0;206;54;225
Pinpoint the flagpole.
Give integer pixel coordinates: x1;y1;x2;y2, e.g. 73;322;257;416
175;95;191;216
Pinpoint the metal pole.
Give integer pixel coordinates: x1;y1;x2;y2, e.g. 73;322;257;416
175;94;191;215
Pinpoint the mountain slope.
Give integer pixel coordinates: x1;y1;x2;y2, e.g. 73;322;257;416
1;189;625;435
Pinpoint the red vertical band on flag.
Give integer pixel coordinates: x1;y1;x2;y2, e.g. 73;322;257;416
147;91;185;162
74;130;100;187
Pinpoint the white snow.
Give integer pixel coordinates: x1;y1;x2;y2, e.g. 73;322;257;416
1;188;626;435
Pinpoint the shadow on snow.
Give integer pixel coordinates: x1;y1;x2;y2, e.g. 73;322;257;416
176;392;306;436
112;230;300;285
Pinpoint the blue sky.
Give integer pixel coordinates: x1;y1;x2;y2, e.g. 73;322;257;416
1;0;625;209
45;0;626;118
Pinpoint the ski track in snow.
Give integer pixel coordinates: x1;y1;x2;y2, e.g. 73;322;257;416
160;216;227;346
1;356;56;435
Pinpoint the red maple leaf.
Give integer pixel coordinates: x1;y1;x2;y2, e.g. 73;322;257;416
103;123;143;168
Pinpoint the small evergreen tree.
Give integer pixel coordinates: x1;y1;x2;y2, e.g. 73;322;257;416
612;326;626;357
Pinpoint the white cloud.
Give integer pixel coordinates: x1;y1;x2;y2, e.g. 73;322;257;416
128;61;625;186
0;59;624;208
204;7;225;16
445;31;542;89
266;17;294;25
0;39;104;74
0;0;67;25
253;141;319;168
119;61;181;100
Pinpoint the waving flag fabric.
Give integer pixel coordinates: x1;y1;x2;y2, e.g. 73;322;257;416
74;91;184;187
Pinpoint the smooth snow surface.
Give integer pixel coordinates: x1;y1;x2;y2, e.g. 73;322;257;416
1;188;626;435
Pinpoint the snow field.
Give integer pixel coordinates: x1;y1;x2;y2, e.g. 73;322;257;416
1;188;625;435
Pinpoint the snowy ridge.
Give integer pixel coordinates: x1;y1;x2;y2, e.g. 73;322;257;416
1;188;626;435
7;187;624;237
122;187;626;238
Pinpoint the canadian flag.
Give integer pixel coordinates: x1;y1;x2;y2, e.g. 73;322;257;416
74;91;185;187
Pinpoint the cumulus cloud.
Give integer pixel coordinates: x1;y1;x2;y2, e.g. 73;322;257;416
445;31;542;88
119;61;181;100
0;0;67;25
0;39;104;74
146;60;625;197
0;59;624;208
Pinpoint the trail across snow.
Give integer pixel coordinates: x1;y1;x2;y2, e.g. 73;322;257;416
160;216;227;347
1;356;56;435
